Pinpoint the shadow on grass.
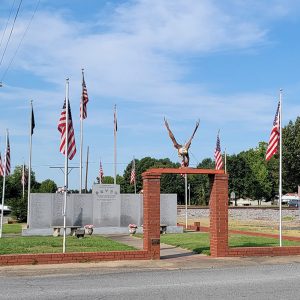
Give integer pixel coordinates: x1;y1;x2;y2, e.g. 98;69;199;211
161;252;197;259
192;246;210;255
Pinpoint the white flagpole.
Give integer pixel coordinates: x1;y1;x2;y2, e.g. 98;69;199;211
27;100;33;228
63;78;69;253
279;89;283;247
0;129;8;238
85;146;89;193
22;163;25;198
114;105;117;185
185;174;188;230
79;69;84;194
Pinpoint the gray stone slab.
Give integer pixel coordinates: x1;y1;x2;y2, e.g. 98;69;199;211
29;194;53;229
160;194;177;226
72;195;93;227
22;228;53;236
92;184;120;226
51;194;73;227
120;194;142;226
138;194;177;226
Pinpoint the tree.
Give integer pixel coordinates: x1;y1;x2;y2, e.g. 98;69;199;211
189;158;215;205
122;157;186;203
227;153;253;200
242;142;273;203
282;117;300;192
2;166;38;221
39;179;57;193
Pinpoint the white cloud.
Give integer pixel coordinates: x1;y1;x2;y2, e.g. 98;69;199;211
110;0;266;52
7;0;267;93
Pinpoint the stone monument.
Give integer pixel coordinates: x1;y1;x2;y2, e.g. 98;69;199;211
23;184;182;236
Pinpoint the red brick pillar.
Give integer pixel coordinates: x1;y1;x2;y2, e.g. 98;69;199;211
209;173;229;257
142;173;161;259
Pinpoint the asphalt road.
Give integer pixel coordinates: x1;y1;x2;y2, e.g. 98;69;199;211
1;263;300;299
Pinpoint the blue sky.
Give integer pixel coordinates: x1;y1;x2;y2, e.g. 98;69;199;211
0;0;300;189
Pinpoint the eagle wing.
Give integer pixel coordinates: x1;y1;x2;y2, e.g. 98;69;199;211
164;118;181;149
185;119;200;150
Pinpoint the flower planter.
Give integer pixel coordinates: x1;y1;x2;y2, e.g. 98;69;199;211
84;228;93;235
129;228;137;235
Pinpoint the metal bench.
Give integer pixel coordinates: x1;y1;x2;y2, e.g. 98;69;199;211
75;229;85;238
51;226;81;237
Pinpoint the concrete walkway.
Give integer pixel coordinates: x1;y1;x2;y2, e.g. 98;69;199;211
106;234;197;259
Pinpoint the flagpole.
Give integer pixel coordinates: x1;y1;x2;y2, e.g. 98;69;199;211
279;89;283;247
79;69;84;194
114;105;117;185
85;146;89;193
0;129;8;238
22;163;25;198
63;78;69;253
188;183;191;206
185;173;188;230
27;101;33;227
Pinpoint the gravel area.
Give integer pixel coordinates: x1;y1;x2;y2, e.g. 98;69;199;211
177;208;300;221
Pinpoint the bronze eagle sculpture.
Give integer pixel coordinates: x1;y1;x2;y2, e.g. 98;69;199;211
164;118;200;167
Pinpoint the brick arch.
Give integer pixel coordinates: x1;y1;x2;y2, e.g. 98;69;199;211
142;168;228;258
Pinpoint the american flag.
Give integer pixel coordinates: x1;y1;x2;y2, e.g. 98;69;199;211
214;133;223;170
266;101;280;161
58;99;76;160
130;160;135;185
0;153;3;177
80;71;89;120
5;134;11;176
99;160;104;183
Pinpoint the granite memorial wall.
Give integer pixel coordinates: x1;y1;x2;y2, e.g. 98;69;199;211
25;184;178;235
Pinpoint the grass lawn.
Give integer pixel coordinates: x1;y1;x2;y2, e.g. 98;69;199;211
160;232;300;255
0;235;136;255
3;223;23;234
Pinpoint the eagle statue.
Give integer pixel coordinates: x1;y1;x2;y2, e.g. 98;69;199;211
164;118;200;167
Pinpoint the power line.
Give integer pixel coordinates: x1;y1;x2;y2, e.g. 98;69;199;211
190;151;200;165
1;0;40;82
0;0;16;51
0;0;23;68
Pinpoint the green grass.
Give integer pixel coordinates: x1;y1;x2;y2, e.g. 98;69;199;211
159;232;300;255
3;223;22;234
282;216;295;221
229;234;300;248
0;236;136;255
160;233;210;255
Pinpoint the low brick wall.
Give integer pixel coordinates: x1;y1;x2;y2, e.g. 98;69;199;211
228;246;300;257
0;250;150;266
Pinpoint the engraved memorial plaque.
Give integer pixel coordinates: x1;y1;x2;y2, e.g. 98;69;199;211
92;184;121;226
